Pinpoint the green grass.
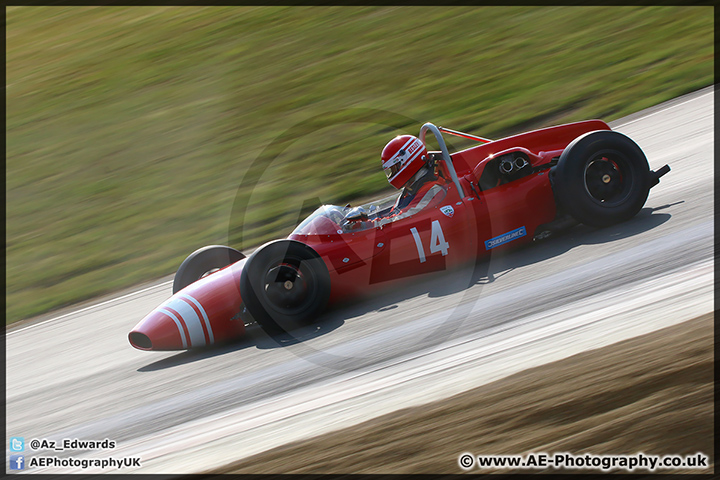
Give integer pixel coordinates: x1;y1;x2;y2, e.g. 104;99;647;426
6;6;714;324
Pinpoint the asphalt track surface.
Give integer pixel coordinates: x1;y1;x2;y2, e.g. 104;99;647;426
6;86;714;474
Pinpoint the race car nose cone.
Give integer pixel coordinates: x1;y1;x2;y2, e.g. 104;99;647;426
129;310;187;351
130;261;247;351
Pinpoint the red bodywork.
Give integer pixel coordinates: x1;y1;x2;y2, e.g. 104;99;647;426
129;120;610;350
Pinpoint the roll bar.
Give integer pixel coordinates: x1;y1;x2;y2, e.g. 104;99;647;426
438;126;492;144
419;122;467;198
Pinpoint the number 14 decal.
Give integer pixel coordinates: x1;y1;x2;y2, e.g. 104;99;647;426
410;220;449;263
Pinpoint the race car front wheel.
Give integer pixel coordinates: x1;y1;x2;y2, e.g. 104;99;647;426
240;239;330;336
551;130;651;228
173;245;246;294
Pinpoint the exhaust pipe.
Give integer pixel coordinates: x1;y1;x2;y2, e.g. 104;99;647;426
500;155;529;175
500;158;515;174
514;156;528;170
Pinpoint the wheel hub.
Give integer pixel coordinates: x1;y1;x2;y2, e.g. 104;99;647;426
585;157;624;203
264;264;308;309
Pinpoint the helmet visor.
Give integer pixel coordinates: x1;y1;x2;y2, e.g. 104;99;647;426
384;161;402;180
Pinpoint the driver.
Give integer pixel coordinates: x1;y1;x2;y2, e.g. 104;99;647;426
377;134;447;225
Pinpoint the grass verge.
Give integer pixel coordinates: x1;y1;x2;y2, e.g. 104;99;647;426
6;6;713;323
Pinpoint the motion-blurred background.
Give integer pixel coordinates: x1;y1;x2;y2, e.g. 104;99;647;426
6;6;713;323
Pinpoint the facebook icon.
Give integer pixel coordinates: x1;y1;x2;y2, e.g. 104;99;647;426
10;455;25;470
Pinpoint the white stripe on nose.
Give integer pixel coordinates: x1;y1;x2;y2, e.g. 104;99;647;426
180;294;214;344
162;297;206;347
158;308;188;349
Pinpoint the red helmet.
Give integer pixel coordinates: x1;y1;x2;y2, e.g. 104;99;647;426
381;135;428;189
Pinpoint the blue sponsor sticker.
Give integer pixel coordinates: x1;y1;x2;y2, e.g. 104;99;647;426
484;226;526;250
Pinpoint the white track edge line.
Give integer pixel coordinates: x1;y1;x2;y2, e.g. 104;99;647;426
613;90;713;128
8;280;174;335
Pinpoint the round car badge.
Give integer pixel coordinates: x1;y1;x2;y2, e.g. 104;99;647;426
440;205;454;218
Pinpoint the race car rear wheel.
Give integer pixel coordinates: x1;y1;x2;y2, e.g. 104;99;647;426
551;130;651;228
173;245;245;294
240;239;330;336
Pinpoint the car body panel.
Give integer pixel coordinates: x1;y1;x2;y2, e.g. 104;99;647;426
129;119;630;351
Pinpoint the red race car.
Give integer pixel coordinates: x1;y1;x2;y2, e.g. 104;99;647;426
129;121;669;351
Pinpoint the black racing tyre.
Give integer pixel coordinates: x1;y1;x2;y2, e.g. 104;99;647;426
551;130;651;228
239;239;330;336
173;245;245;294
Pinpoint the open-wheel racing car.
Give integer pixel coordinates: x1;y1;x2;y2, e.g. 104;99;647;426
129;120;670;350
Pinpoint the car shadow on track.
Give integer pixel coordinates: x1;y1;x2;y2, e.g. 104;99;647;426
465;205;674;287
326;207;673;328
251;206;673;351
138;206;673;367
136;337;256;371
137;314;346;371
